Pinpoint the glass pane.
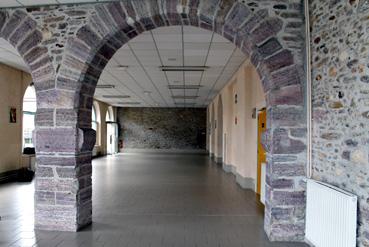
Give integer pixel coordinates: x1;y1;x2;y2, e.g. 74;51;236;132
23;86;36;113
23;113;35;148
92;106;96;122
92;121;97;131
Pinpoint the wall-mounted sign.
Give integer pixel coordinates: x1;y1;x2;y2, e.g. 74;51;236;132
252;108;257;119
9;107;16;123
235;116;237;125
235;94;238;104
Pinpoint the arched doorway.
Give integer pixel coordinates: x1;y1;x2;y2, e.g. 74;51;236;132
0;1;305;240
105;107;118;155
59;1;306;240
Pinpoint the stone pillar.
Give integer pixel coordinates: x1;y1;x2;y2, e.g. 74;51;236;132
34;94;96;231
262;68;307;241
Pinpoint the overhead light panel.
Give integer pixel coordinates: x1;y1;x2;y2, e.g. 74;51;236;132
115;65;129;70
117;102;141;105
160;66;208;72
102;95;131;99
96;84;115;89
175;102;196;107
172;95;199;99
168;85;202;90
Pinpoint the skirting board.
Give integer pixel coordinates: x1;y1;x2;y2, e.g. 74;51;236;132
222;164;255;191
222;163;233;173
215;156;223;164
236;173;255;190
0;170;18;184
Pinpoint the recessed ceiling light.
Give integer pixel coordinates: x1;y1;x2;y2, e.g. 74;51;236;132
175;102;196;106
168;85;202;89
96;84;115;89
117;102;141;105
116;65;129;70
160;66;209;72
172;95;199;99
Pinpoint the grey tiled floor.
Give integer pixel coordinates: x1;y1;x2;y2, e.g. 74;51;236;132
0;153;308;247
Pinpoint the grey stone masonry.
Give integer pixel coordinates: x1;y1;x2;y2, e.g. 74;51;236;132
310;0;369;246
0;0;306;242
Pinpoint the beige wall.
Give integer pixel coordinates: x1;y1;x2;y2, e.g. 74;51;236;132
208;60;265;191
93;99;116;156
0;64;32;174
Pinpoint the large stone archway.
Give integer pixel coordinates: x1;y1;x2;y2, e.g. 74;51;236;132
59;1;307;241
0;0;307;242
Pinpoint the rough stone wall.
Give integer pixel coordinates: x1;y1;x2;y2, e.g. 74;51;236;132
118;107;206;150
0;0;306;240
310;0;369;246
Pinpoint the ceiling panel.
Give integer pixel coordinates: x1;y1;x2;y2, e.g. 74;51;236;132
0;23;247;108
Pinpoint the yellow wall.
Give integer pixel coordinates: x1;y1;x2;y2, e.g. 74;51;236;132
0;64;32;174
208;60;265;191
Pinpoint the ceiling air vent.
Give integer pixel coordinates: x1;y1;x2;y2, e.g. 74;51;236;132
168;85;202;90
102;95;131;99
160;66;208;72
172;95;199;100
96;84;115;89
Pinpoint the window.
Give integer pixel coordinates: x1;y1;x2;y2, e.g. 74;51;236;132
92;104;98;132
23;85;36;148
92;101;101;146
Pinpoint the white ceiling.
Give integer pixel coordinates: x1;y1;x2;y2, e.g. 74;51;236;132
0;0;111;8
0;38;29;72
0;25;247;108
95;26;247;108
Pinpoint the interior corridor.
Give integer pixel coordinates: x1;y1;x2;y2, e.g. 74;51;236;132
0;153;307;247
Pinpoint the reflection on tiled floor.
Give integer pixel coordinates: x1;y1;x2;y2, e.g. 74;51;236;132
0;153;308;247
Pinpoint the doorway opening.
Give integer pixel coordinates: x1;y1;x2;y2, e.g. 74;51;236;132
106;108;118;155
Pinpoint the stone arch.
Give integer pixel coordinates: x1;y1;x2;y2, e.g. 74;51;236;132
216;95;223;163
57;0;306;241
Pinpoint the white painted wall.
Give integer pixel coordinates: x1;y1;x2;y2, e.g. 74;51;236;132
208;60;265;191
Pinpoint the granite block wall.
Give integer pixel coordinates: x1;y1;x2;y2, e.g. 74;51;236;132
117;107;206;150
310;0;369;246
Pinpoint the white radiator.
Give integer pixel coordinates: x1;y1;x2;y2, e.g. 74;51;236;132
306;179;357;247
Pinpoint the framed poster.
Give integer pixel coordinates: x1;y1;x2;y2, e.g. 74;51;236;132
9;107;16;123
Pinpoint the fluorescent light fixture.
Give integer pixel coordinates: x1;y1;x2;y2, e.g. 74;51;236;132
96;84;115;89
143;91;152;95
175;102;196;106
168;85;202;90
160;66;208;72
117;102;141;105
115;65;129;70
172;95;199;99
102;95;131;99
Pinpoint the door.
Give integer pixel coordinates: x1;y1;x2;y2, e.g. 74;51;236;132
107;122;118;154
257;108;267;195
